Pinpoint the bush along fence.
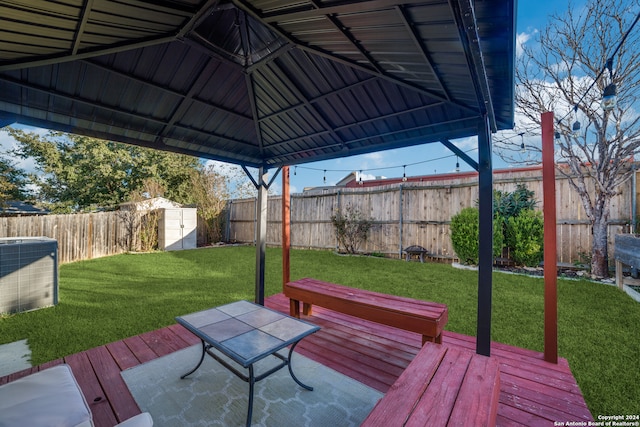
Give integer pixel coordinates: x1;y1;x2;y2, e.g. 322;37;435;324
225;167;635;266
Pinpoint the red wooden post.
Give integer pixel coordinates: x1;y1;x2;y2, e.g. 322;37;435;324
542;111;558;364
282;166;291;289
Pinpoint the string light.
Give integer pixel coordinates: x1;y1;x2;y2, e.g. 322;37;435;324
358;170;363;185
294;166;297;175
555;11;640;130
293;147;478;176
572;105;581;137
602;57;617;111
323;169;326;183
455;157;460;172
402;165;407;182
519;132;525;153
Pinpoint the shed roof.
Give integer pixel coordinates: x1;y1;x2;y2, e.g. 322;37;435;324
0;0;515;169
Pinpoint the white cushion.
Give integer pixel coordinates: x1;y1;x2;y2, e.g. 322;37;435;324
0;364;92;427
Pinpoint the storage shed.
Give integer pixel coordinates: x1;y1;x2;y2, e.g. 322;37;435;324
158;208;197;251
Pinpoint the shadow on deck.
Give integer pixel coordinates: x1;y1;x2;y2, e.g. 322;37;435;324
0;293;593;426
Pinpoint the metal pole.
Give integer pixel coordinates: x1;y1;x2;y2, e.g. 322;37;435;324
476;115;493;357
255;167;268;305
282;166;291;288
399;184;404;259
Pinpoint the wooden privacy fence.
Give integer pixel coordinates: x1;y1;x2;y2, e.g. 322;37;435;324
1;168;635;265
0;212;132;264
0;211;214;264
226;168;636;265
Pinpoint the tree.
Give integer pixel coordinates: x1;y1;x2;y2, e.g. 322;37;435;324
0;154;29;204
496;0;640;277
189;164;230;243
5;128;202;212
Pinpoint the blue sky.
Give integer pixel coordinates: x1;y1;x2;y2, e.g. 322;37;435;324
0;1;581;196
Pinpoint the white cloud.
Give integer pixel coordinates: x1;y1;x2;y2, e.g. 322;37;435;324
516;30;537;57
362;152;384;165
357;171;377;181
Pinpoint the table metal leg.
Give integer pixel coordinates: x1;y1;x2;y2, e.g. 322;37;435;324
180;340;207;379
286;341;313;391
247;365;255;427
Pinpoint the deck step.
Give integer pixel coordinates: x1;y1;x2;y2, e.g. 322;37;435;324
361;343;500;427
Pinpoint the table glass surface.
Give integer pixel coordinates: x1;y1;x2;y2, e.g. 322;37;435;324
176;300;319;367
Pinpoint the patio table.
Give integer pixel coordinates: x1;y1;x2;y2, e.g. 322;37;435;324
175;300;320;426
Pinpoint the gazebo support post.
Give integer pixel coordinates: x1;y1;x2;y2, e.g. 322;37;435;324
254;167;268;305
282;166;291;288
476;115;494;356
541;111;558;364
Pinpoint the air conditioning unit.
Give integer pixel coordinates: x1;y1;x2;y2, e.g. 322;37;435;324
0;237;58;314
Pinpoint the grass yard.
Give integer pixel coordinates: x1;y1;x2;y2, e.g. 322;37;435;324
1;246;638;417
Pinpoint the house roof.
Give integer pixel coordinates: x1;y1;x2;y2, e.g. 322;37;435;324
0;200;50;216
0;0;515;170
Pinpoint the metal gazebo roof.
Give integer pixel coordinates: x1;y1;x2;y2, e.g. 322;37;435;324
0;0;518;357
0;0;515;169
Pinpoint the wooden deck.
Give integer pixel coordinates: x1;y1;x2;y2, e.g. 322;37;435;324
1;293;593;426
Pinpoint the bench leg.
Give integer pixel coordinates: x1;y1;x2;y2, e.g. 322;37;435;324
421;334;442;346
302;302;312;316
290;299;300;318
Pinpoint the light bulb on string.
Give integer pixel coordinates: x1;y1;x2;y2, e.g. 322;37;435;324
602;57;617;111
519;132;525;153
323;169;326;184
572;105;581;137
359;170;363;185
402;165;407;182
294;166;297;176
455;157;460;172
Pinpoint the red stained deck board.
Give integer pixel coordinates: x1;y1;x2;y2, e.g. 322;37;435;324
362;343;446;426
405;348;474;426
86;345;141;423
122;335;159;364
64;351;118;427
500;376;591;421
296;333;402;391
167;323;200;346
447;354;501;427
303;319;415;370
137;328;182;357
0;293;592;427
106;340;141;371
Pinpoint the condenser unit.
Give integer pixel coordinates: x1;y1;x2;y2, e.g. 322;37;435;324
0;237;58;314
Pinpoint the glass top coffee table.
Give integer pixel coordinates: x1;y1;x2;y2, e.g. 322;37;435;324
176;300;320;426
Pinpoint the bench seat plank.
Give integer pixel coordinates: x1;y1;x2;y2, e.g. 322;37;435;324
284;278;448;344
362;343;500;427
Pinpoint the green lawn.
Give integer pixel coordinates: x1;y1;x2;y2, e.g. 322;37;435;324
1;246;638;417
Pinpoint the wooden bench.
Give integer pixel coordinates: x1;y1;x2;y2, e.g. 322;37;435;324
361;342;500;427
284;278;448;345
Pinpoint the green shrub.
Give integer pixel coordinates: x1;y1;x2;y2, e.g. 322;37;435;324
450;207;503;264
506;209;544;266
331;205;374;254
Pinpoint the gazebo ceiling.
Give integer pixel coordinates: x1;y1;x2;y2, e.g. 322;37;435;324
0;0;515;169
